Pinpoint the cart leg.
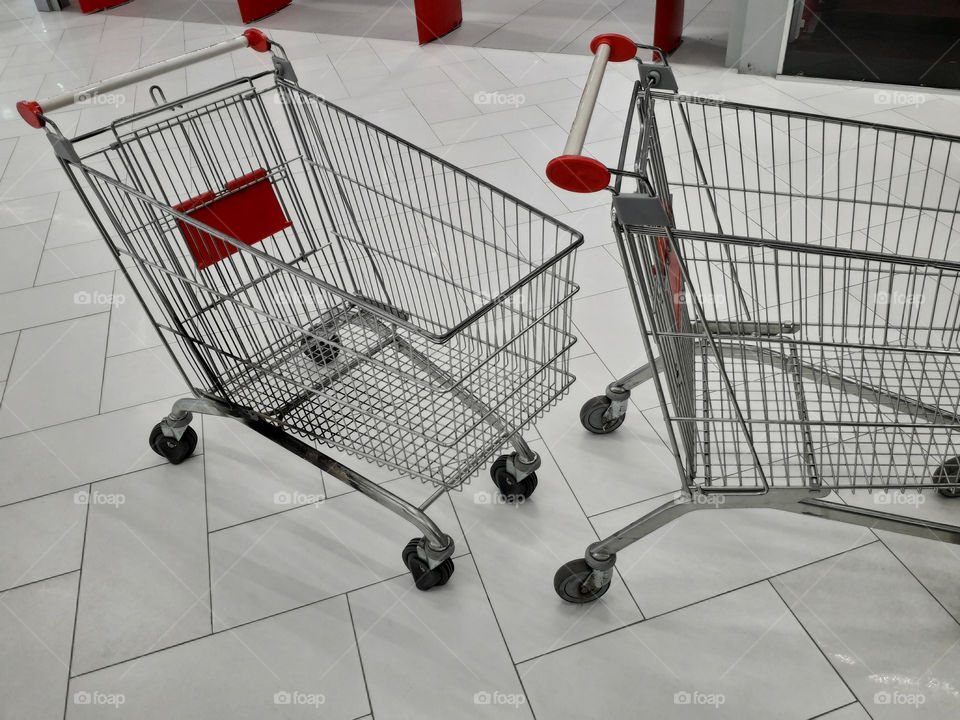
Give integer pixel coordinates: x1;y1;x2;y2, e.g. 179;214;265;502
580;358;660;435
555;493;697;602
490;435;541;502
241;416;457;590
149;396;232;465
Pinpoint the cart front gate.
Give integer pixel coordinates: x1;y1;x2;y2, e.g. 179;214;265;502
547;33;960;603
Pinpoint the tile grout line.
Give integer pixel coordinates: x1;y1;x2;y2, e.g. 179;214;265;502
200;415;215;634
344;593;375;719
806;699;865;720
767;579;874;720
872;531;960;628
60;481;92;719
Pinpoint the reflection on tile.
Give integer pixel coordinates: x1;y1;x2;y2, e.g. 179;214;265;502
0;487;86;591
772;543;960;719
536;354;679;516
68;595;369;720
351;561;532;719
0;313;108;436
0;572;78;720
0;220;47;293
71;461;210;675
0;273;114;335
203;415;327;531
0;396;201;506
452;441;642;661
210;477;464;629
520;582;852;719
99;347;188;413
594;496;875;616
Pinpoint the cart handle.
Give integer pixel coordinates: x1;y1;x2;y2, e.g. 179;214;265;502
17;29;271;129
546;34;636;193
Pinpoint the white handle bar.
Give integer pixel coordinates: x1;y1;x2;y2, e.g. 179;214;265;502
546;33;637;193
18;29;271;128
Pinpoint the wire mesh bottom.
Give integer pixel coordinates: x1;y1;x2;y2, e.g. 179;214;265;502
217;306;575;488
690;341;960;491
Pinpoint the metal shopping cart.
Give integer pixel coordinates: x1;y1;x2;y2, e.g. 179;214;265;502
18;30;582;591
546;33;960;603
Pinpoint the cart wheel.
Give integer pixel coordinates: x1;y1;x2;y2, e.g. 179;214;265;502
554;559;612;603
148;423;198;465
402;538;454;591
933;456;960;498
580;396;626;434
302;333;340;366
490;454;538;502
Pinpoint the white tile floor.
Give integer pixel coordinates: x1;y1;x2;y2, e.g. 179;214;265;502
1;2;960;720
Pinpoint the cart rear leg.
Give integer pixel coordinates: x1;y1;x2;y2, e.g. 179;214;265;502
580;359;660;434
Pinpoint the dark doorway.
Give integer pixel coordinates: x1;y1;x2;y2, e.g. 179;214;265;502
782;1;960;90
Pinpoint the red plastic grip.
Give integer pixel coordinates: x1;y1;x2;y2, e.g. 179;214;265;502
546;156;610;193
17;101;44;129
589;33;637;62
243;29;270;53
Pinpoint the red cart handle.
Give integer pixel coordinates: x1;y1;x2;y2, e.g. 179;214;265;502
17;29;271;129
546;33;636;193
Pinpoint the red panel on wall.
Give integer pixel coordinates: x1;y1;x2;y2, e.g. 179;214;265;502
78;0;130;13
414;0;462;45
654;0;685;55
237;0;292;24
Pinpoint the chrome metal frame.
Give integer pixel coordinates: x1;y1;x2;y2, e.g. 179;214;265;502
566;42;960;594
35;35;583;576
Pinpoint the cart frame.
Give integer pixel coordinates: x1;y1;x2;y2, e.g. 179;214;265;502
19;30;582;590
546;33;960;603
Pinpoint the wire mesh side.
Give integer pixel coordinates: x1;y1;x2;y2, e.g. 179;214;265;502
617;91;960;492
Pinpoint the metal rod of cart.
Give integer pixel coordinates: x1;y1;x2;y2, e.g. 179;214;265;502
19;29;582;591
546;33;960;603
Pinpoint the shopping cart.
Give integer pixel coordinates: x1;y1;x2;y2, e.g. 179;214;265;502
546;33;960;603
18;30;582;591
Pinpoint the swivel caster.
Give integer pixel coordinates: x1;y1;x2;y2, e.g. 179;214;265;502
302;333;340;365
580;395;626;434
554;558;613;603
933;456;960;498
490;454;538;502
149;423;198;465
402;538;454;591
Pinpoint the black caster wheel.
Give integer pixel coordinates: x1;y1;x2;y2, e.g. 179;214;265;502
302;333;340;365
933;456;960;498
402;538;454;591
148;423;198;465
554;559;612;603
580;395;625;435
490;454;538;502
